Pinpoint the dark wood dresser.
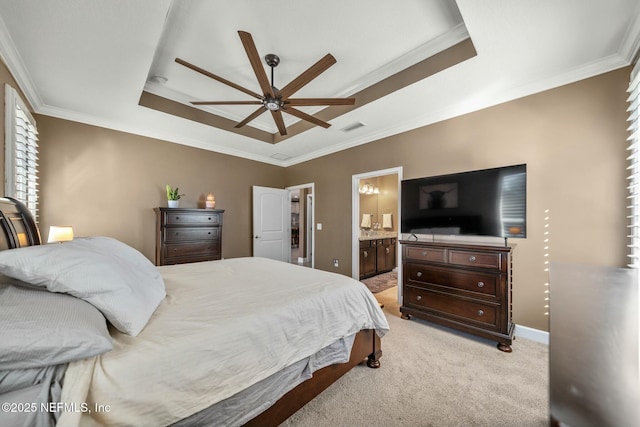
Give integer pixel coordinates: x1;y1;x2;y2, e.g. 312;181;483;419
400;240;515;352
154;207;224;266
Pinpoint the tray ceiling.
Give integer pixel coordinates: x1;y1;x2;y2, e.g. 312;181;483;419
0;0;638;166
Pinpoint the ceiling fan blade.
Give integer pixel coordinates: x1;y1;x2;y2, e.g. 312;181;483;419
277;54;337;100
271;110;287;136
238;31;274;97
283;107;331;129
175;58;262;100
192;101;262;105
234;107;267;129
286;97;355;106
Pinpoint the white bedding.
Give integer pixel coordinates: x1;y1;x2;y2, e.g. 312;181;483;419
58;257;389;427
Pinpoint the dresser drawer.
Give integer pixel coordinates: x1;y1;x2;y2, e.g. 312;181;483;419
163;242;219;259
405;263;499;299
405;246;445;263
164;212;221;226
405;286;498;328
448;249;501;270
164;227;219;243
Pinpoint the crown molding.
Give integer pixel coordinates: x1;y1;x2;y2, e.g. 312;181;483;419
619;1;640;64
0;13;43;110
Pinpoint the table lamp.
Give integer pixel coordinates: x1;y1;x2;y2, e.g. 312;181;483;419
47;226;74;243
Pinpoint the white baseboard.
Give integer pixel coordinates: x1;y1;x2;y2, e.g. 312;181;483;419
515;324;549;345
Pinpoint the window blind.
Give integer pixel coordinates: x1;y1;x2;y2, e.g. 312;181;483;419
499;171;527;237
4;84;39;221
628;61;640;267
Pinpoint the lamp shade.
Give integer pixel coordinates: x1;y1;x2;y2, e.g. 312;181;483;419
47;226;74;243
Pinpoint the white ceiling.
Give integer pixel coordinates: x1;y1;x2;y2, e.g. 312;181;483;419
0;0;639;166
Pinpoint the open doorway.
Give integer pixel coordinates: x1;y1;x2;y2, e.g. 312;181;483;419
352;167;402;299
287;183;314;268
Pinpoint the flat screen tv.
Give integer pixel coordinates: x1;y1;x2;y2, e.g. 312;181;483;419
401;164;526;238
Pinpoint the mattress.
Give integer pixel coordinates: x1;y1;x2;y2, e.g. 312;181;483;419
58;257;389;426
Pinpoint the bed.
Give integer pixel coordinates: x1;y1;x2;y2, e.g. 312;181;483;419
0;197;389;427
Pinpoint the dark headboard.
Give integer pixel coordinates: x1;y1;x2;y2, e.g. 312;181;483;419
0;197;41;250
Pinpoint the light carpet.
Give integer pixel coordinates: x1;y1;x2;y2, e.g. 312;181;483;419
281;286;549;427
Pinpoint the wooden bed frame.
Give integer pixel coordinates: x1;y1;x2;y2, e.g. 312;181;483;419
0;197;383;426
245;329;381;427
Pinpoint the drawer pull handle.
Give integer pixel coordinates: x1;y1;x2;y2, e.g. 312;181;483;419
208;232;211;235
469;255;477;262
175;216;180;220
477;309;484;316
477;281;485;288
416;271;422;277
386;247;390;254
416;295;422;301
363;251;368;258
208;217;212;220
422;251;427;256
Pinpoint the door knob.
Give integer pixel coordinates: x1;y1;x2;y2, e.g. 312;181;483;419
254;235;260;239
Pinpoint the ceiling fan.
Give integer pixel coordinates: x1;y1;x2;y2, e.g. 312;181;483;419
175;31;356;137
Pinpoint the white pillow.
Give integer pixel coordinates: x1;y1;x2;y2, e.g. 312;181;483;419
0;280;113;369
0;236;166;336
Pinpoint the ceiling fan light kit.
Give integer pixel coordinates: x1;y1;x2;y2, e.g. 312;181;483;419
175;30;355;138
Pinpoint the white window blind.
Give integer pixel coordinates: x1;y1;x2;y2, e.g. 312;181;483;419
4;84;38;221
628;61;640;267
499;171;527;237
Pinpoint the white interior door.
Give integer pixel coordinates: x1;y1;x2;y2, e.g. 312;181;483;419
253;186;290;262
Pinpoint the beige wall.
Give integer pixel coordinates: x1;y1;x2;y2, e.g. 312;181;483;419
286;68;631;332
36;116;286;261
1;55;631;332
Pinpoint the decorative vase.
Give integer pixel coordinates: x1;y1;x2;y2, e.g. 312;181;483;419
168;200;179;208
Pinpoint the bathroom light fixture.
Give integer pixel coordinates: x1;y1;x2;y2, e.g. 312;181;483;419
359;183;379;195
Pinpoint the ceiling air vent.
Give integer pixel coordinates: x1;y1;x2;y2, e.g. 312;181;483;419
341;122;366;132
270;153;291;161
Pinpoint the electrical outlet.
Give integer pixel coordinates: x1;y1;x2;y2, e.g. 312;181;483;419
333;259;339;267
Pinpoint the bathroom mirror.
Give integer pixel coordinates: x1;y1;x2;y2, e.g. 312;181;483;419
358;174;398;234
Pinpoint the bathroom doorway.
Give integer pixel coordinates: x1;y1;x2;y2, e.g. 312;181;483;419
351;167;402;280
351;166;402;301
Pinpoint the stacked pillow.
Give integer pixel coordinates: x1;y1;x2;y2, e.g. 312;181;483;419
0;280;113;369
0;236;167;369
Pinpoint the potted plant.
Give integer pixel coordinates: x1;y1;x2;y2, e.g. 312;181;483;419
166;185;184;208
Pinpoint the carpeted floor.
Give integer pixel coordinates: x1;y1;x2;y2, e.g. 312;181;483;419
361;270;397;293
281;286;549;427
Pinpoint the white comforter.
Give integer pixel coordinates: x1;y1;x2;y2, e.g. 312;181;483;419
58;257;389;427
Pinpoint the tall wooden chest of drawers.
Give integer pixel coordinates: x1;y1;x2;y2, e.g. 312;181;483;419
400;240;515;352
154;207;224;266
